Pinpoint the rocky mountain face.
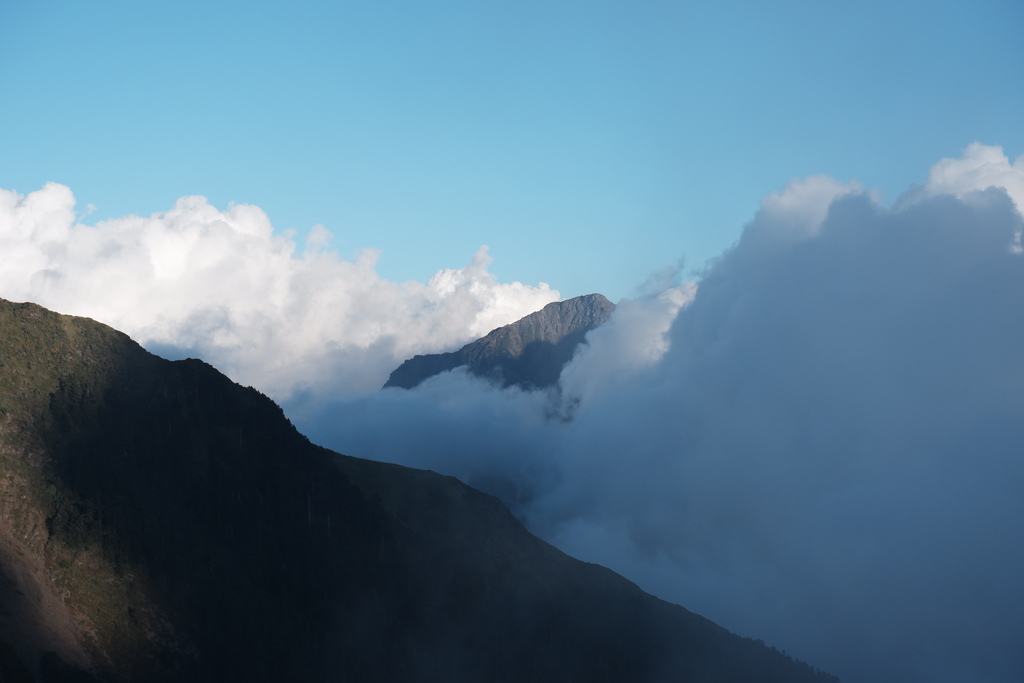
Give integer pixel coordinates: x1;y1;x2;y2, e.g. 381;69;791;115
384;293;616;390
0;299;836;682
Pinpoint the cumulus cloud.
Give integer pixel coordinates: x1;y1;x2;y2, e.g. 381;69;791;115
0;184;559;397
917;142;1024;253
298;144;1024;683
749;174;866;242
534;182;1024;683
921;141;1024;212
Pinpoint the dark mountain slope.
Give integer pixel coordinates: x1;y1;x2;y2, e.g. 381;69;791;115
0;299;835;682
385;293;615;390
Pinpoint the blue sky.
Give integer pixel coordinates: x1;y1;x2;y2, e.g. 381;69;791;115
3;0;1021;301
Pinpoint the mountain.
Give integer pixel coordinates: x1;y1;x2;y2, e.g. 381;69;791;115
384;293;616;390
0;298;836;682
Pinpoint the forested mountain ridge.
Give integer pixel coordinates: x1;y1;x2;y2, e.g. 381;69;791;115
0;298;836;682
384;293;616;390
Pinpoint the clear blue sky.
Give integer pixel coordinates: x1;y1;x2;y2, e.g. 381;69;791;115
2;0;1021;301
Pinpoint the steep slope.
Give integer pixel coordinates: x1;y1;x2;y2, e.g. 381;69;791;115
0;299;836;682
384;293;615;390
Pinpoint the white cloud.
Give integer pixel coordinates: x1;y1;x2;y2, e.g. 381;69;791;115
922;141;1024;213
917;142;1024;253
0;184;559;398
747;174;865;243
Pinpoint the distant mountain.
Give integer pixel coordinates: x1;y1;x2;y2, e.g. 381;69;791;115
0;299;836;682
385;293;616;390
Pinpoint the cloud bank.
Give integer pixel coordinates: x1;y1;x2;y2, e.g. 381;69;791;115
297;144;1024;683
0;187;558;397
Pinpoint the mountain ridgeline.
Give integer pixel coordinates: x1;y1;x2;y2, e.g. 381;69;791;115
384;293;616;390
0;299;836;682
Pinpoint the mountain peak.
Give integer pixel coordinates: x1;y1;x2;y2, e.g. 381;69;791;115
385;293;615;390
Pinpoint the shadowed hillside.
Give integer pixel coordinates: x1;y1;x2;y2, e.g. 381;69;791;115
0;298;836;682
385;293;616;390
